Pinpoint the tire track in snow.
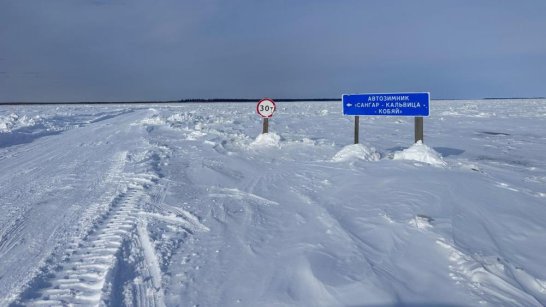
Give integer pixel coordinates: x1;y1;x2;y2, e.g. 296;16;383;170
23;174;157;306
132;220;166;307
0;150;131;305
0;216;27;259
17;145;169;306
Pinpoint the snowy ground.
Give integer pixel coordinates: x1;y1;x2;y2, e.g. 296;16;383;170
0;100;545;306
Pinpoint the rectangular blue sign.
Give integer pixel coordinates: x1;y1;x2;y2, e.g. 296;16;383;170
342;92;430;116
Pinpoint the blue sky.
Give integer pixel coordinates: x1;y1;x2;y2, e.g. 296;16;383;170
1;0;545;101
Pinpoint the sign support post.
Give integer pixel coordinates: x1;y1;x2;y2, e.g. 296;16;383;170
263;118;269;134
354;116;359;144
414;116;424;143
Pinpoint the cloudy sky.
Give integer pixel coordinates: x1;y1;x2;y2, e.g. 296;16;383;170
1;0;545;102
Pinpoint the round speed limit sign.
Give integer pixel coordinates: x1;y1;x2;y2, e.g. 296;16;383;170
256;98;276;118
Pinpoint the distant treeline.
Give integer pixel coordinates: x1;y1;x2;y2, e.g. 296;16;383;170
483;97;546;100
1;97;545;105
178;98;339;103
0;98;340;105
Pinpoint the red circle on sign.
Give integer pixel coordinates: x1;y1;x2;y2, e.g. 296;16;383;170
256;98;276;118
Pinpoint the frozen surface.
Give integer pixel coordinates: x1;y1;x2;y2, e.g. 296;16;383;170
1;100;545;306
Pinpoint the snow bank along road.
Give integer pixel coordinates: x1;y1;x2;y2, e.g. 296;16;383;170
0;100;545;306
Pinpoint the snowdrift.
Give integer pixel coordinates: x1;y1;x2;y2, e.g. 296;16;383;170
393;140;447;166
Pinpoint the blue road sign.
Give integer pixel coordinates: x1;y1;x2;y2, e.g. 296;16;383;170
342;92;430;116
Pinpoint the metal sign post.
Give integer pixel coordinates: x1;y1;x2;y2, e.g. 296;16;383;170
263;118;269;134
415;116;424;143
256;98;276;134
354;116;359;144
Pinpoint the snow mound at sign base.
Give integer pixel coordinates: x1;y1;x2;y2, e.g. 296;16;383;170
250;132;281;148
393;141;446;166
332;144;380;162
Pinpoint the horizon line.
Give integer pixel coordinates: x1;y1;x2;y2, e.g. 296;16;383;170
1;96;545;105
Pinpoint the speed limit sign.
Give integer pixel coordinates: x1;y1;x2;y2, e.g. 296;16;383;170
256;98;276;118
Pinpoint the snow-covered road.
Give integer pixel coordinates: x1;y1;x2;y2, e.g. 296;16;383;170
1;108;178;305
1;100;545;306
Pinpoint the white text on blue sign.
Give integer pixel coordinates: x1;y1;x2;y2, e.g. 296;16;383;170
342;92;430;116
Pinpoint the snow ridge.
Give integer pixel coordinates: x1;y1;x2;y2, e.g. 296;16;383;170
437;238;545;306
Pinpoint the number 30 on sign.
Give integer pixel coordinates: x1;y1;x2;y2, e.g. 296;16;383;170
256;98;276;118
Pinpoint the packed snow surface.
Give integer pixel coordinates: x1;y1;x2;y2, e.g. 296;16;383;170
1;100;546;306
